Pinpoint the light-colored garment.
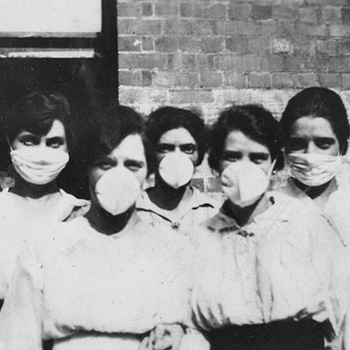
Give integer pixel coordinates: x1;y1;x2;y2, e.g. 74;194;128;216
137;186;218;234
191;192;349;336
279;176;350;247
0;215;206;350
0;188;90;299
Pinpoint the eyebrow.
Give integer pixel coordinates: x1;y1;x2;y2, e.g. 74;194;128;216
250;152;270;159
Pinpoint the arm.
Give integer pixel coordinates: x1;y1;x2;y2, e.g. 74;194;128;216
0;247;44;350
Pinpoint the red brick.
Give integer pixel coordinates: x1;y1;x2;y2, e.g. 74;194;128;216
215;54;261;72
248;38;270;54
134;20;163;35
217;21;259;36
200;71;223;87
118;70;142;86
196;54;214;70
293;39;316;55
274;6;298;21
204;4;227;19
118;19;138;35
318;73;341;87
322;7;342;23
283;56;315;72
248;73;272;88
171;53;197;70
154;71;200;88
340;40;350;55
228;3;251;19
165;20;216;35
142;37;154;51
261;23;285;37
180;3;191;17
169;90;215;104
342;73;350;88
155;37;179;52
223;72;247;88
191;178;204;192
119;53;167;69
314;56;331;72
261;56;284;72
226;37;249;53
330;57;350;72
307;0;346;4
342;8;350;23
272;73;295;89
152;71;177;87
252;5;273;20
200;38;224;53
316;40;338;55
206;177;222;193
174;73;200;88
299;7;320;23
119;36;141;52
330;24;350;36
294;73;318;88
118;2;140;17
155;2;178;17
142;70;152;86
296;23;327;37
178;37;201;53
142;3;153;17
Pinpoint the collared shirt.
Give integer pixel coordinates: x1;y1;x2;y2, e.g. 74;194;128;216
191;192;349;333
279;176;350;247
137;186;219;234
0;188;90;299
0;215;198;350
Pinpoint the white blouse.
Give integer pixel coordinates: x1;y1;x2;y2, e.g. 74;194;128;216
0;215;202;350
190;192;349;334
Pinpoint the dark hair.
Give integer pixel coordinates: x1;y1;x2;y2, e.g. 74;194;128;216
281;87;350;155
85;105;156;177
3;91;72;148
208;104;283;172
146;106;207;166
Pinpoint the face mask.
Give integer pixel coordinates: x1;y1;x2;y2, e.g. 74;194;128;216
286;153;342;187
221;161;273;207
94;167;141;216
10;147;69;185
158;153;195;189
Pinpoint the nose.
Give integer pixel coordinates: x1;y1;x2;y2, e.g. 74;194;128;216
305;141;318;154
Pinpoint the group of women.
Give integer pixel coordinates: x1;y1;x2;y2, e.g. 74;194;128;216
0;87;349;350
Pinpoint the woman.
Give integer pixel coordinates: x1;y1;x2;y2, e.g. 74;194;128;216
279;86;350;246
137;106;218;234
0;105;207;350
0;91;89;301
190;105;348;350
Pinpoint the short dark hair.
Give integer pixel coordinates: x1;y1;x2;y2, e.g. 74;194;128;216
4;91;72;147
146;106;207;166
208;104;283;172
86;105;156;176
281;87;350;155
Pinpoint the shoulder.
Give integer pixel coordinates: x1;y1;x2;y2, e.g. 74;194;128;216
190;187;220;210
59;190;91;221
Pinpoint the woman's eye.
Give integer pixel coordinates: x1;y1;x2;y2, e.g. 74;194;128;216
157;144;175;153
315;140;334;150
96;161;113;170
18;136;39;146
125;161;143;172
223;154;239;162
180;144;197;154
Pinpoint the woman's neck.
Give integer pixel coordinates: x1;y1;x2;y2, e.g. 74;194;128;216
292;177;334;200
149;176;190;211
8;168;59;199
223;194;272;227
86;203;138;236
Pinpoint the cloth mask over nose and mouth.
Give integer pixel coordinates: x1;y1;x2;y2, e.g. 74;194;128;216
10;147;69;185
286;153;342;187
221;161;272;207
158;153;195;189
95;167;141;216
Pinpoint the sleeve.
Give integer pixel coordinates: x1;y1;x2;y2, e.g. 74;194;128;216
0;245;44;350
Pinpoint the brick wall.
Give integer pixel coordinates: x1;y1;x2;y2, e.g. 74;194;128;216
117;0;350;194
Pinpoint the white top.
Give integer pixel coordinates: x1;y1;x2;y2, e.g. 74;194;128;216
279;176;350;247
190;192;349;334
0;188;90;299
137;186;218;234
0;215;203;350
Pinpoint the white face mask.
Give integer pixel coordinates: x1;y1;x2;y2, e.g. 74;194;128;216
94;167;141;216
286;153;342;187
158;153;195;189
10;147;69;185
221;161;273;207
